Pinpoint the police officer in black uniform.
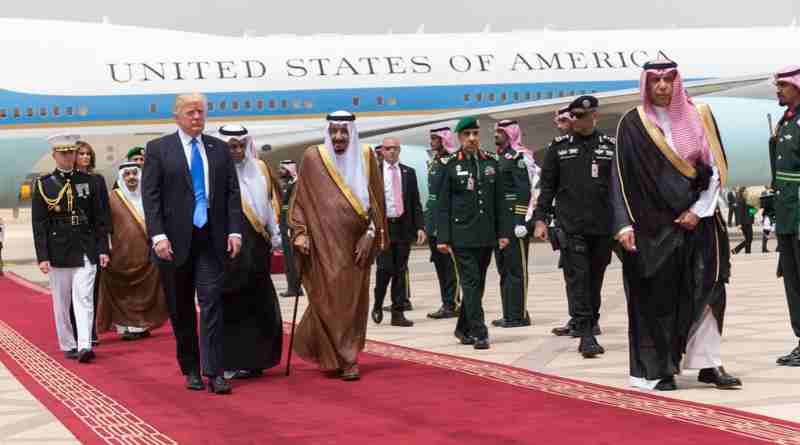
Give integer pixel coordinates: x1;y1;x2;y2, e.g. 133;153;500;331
31;134;110;363
436;117;506;350
532;96;614;358
278;160;303;297
492;120;536;328
426;127;460;319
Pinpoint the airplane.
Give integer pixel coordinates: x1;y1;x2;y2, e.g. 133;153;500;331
0;18;793;211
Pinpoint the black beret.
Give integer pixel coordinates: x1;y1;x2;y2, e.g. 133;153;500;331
567;95;599;113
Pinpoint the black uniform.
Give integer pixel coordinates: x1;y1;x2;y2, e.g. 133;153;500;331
425;152;460;312
533;131;615;336
436;148;505;343
279;176;302;296
494;146;533;325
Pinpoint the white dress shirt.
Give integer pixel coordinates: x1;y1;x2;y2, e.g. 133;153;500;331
383;161;402;218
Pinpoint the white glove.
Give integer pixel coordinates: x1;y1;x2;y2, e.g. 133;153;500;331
514;225;528;238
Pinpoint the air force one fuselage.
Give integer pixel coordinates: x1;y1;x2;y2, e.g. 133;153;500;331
0;18;791;208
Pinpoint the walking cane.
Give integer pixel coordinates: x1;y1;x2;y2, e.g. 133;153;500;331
285;285;301;376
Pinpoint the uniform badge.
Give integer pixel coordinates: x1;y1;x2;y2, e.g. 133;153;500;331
75;183;90;198
517;159;526;169
456;165;462;173
484;166;496;176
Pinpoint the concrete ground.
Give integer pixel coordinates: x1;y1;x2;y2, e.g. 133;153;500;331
0;208;796;443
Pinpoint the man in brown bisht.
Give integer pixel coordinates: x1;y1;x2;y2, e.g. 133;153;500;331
97;162;168;340
288;110;388;381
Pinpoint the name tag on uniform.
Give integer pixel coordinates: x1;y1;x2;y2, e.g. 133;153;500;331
591;162;599;178
467;177;475;191
457;170;470;176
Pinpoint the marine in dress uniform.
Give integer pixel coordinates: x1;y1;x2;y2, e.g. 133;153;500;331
31;134;110;363
426;127;460;319
533;96;613;358
435;117;506;350
771;66;800;367
492;120;539;328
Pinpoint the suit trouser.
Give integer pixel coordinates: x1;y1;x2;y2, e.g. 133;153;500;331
375;241;412;312
733;225;753;254
561;235;612;335
428;237;459;309
763;230;771;252
49;255;96;351
453;247;493;340
494;237;530;322
280;223;301;293
777;235;800;338
159;227;225;377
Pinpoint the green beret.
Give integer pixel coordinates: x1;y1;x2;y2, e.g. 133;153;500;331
126;146;144;159
455;116;479;134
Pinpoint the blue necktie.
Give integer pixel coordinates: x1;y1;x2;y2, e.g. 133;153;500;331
190;138;208;228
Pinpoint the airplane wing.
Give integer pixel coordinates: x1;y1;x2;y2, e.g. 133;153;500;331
256;73;770;164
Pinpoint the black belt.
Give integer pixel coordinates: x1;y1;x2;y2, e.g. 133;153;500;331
51;215;89;227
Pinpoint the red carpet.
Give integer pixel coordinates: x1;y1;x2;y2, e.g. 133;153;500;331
1;273;800;445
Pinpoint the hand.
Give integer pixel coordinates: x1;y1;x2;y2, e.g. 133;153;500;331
416;230;427;246
154;239;174;261
228;236;242;259
99;254;110;269
499;238;510;250
674;210;700;231
294;234;310;255
354;231;375;268
514;225;528;238
437;243;451;254
38;261;50;274
619;231;637;252
534;221;548;241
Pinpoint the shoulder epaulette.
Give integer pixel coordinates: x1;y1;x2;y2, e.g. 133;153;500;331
553;135;570;144
481;150;498;160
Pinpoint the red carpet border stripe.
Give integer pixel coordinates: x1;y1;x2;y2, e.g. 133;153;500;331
0;319;177;445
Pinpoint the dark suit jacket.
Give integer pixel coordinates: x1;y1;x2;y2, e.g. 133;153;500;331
142;132;242;266
382;162;424;244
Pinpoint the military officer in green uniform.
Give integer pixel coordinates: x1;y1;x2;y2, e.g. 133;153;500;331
771;66;800;367
31;134;110;363
426;127;460;319
436;117;506;349
491;120;539;328
533;96;613;358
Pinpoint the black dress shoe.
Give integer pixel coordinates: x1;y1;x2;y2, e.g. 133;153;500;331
77;349;95;363
578;336;604;358
390;311;414;327
427;306;457;319
208;376;232;395
496;318;532;328
64;349;78;360
473;338;491;350
383;301;412;312
231;369;263;380
491;318;506;327
185;373;205;391
455;332;476;345
776;345;800;365
655;377;677;391
371;306;383;324
551;325;573;336
698;367;742;389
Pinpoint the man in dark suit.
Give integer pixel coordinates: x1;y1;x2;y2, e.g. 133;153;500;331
372;137;425;327
142;93;242;395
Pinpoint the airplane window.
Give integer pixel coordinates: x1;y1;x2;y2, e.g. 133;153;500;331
545;92;553;99
535;92;541;100
244;100;252;110
65;106;74;116
208;102;215;112
13;108;21;118
376;96;384;106
352;97;360;107
387;97;397;106
304;100;313;109
488;93;496;102
513;92;520;101
500;92;508;102
476;93;482;102
269;99;276;109
232;100;240;111
53;106;60;117
292;99;301;109
149;104;157;113
0;109;6;119
256;99;264;110
464;93;470;102
39;107;48;117
281;99;288;109
78;105;88;116
219;101;227;111
26;107;34;118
